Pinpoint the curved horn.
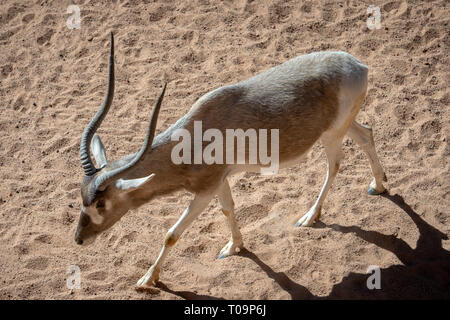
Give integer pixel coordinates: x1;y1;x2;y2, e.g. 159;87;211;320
94;81;167;191
80;32;115;176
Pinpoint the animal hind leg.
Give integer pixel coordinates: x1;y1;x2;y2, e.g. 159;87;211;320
295;133;345;227
347;121;386;195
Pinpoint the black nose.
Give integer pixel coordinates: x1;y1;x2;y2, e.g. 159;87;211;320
76;238;83;245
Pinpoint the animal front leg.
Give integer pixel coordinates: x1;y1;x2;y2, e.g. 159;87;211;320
135;192;213;290
217;179;243;259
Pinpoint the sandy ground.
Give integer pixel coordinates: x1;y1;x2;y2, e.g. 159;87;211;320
0;0;449;300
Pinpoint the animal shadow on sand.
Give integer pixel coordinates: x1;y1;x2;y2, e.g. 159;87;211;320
154;192;450;299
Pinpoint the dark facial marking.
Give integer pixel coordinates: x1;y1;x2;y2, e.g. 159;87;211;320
81;213;91;227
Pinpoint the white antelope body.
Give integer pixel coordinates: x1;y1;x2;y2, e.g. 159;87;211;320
75;33;386;289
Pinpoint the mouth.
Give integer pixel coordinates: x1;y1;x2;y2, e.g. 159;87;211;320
75;234;97;246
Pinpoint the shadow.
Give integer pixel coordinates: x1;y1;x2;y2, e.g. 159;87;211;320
156;281;225;300
154;192;450;299
323;192;450;299
326;192;448;266
238;248;315;299
155;250;313;300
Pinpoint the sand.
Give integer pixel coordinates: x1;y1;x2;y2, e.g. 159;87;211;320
0;0;449;300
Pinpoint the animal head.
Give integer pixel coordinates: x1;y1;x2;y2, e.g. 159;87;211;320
74;32;166;245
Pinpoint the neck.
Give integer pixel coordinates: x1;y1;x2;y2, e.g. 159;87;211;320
123;114;193;207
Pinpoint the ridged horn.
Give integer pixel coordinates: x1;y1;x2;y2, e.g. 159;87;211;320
93;81;167;191
80;32;115;176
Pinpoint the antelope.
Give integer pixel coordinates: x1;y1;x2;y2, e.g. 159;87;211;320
75;33;387;290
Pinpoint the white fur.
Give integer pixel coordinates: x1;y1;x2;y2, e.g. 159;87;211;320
82;206;104;225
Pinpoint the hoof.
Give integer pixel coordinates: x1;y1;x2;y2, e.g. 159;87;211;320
295;207;321;227
294;220;305;228
367;186;385;195
217;240;243;260
294;220;317;227
135;266;160;289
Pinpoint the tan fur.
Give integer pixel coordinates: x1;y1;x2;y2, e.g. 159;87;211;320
123;52;345;195
75;48;386;288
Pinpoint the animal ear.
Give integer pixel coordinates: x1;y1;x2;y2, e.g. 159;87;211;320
91;134;108;168
115;174;155;192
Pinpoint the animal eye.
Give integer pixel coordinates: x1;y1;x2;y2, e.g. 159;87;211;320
96;200;105;208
